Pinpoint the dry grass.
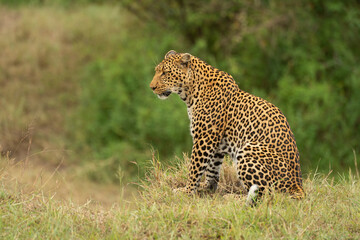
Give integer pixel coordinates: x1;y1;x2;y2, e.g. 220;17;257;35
0;5;125;161
0;161;130;209
1;154;359;239
0;5;136;207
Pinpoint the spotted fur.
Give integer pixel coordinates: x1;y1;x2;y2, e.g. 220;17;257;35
150;50;305;200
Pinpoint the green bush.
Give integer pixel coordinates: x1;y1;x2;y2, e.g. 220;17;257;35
69;0;359;182
71;28;193;182
120;0;360;172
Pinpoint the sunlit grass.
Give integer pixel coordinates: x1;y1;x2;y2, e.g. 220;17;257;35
1;154;359;239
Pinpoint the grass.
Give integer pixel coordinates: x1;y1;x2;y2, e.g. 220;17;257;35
1;154;359;239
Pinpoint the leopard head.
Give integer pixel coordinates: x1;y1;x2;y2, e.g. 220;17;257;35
150;50;192;99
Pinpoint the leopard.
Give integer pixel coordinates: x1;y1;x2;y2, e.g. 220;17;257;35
149;50;305;202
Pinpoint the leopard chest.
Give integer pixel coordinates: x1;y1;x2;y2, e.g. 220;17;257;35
187;107;195;140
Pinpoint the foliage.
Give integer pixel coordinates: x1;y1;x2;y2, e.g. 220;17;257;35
75;0;360;177
72;23;192;182
118;0;360;172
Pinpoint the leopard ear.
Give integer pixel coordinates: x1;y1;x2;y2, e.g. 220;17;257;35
165;50;177;59
181;53;191;64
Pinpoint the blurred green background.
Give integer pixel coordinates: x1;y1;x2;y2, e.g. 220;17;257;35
0;0;359;184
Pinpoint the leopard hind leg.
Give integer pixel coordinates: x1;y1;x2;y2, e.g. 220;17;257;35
246;184;259;206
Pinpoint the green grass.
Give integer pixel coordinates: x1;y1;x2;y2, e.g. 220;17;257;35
1;155;359;239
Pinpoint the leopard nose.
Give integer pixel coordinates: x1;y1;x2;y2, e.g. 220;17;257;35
151;86;156;91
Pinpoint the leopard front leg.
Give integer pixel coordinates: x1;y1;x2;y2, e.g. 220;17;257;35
200;153;224;192
174;134;220;194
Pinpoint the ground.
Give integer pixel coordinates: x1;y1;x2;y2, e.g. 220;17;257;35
1;154;359;239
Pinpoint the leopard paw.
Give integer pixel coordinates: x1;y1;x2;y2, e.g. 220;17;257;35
199;182;208;190
173;187;193;195
199;181;218;192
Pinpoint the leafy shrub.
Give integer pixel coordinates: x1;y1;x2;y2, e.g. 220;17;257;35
120;0;360;173
71;27;193;182
69;0;359;182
